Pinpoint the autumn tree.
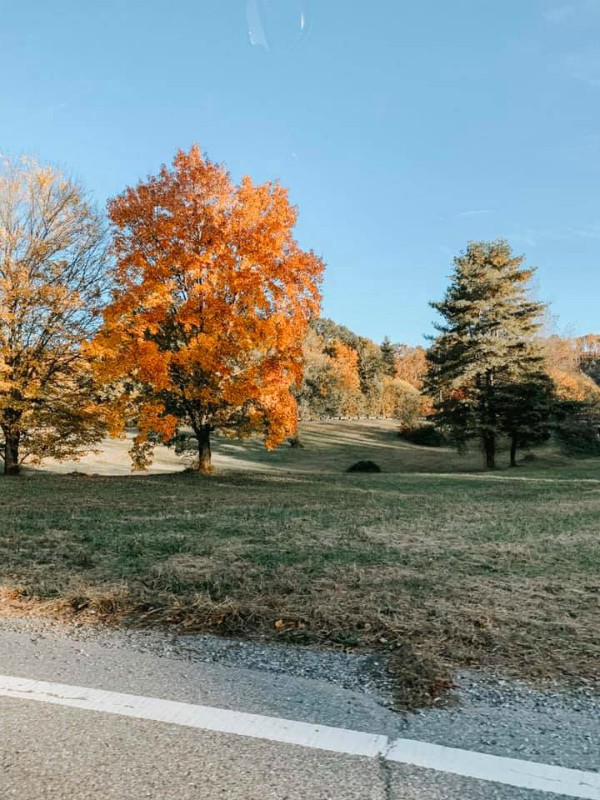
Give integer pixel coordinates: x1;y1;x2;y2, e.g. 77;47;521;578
305;319;385;417
543;334;600;402
394;344;434;417
577;334;600;386
299;330;361;419
0;157;108;475
394;345;428;390
543;333;600;456
300;321;427;424
298;330;339;419
355;337;386;415
543;335;579;384
326;339;361;416
380;377;422;428
90;146;323;473
425;240;546;469
550;368;600;404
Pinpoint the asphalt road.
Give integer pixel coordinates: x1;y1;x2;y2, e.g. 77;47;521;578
0;618;598;799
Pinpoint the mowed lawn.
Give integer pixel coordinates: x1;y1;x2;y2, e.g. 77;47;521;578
1;421;599;706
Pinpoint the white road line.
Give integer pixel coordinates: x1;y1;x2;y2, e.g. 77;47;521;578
387;739;600;799
0;675;386;758
1;675;598;799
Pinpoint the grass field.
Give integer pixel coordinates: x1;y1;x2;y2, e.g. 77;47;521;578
1;421;599;707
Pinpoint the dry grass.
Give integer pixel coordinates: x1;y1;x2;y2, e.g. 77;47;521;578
1;421;599;708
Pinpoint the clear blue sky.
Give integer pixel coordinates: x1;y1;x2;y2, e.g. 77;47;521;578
1;0;598;344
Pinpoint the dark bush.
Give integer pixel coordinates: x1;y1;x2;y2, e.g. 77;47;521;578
556;405;600;457
346;460;382;473
399;424;448;447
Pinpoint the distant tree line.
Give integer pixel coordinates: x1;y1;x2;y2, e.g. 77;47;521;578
297;319;428;428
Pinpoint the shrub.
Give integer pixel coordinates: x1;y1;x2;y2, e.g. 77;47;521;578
346;460;382;473
556;404;600;456
400;424;448;447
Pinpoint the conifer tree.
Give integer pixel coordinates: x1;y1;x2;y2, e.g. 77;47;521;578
497;374;555;466
425;240;546;468
380;337;397;377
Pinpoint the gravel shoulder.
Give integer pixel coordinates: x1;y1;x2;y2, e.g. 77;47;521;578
0;615;598;773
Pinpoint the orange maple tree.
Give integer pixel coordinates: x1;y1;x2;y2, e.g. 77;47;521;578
90;146;324;472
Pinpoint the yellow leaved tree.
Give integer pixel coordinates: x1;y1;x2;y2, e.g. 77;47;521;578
0;157;109;475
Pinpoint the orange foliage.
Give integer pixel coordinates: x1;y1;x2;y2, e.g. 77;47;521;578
328;340;360;393
543;335;600;403
90;146;324;470
549;369;600;403
394;346;428;390
543;336;579;375
328;340;361;416
394;345;433;414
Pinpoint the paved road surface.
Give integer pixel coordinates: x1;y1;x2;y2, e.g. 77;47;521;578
1;618;598;799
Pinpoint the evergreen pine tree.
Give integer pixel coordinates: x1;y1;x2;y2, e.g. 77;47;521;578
496;374;555;466
425;240;546;468
380;337;397;377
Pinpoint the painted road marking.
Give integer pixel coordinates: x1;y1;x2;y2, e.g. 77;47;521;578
0;674;598;799
387;738;600;799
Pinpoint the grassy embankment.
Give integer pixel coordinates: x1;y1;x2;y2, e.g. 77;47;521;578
1;421;598;707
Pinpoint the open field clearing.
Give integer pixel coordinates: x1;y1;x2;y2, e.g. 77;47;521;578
1;421;599;707
39;420;484;475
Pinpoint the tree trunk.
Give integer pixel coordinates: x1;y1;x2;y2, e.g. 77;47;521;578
3;430;21;476
510;435;518;468
196;425;212;474
482;433;496;470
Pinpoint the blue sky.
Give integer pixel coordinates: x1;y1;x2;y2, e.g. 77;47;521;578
1;0;599;344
